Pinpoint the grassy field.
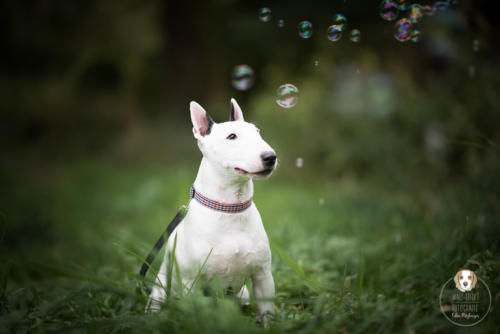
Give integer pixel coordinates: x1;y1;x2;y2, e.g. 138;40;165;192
1;156;499;333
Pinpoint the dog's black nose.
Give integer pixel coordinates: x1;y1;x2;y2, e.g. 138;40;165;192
261;152;276;168
463;282;468;286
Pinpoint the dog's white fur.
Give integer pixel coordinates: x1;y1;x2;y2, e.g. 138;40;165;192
454;269;477;292
147;98;276;320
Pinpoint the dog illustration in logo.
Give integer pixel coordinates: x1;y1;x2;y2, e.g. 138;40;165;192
454;269;478;292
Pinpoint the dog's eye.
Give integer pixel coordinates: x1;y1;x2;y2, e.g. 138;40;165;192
226;133;237;140
459;276;463;279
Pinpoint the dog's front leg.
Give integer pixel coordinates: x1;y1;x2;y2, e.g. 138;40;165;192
252;267;275;325
146;258;168;313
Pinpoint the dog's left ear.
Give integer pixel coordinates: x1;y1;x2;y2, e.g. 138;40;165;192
230;98;244;122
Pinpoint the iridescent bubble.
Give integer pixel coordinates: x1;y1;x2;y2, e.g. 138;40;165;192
423;5;435;16
409;4;424;23
331;14;348;32
327;25;342;41
258;7;272;22
278;19;284;28
380;0;399;21
473;39;480;52
298;21;313;39
350;29;361;42
295;157;303;168
276;84;299;108
394;18;413;42
231;65;254;91
411;29;421;43
434;1;450;11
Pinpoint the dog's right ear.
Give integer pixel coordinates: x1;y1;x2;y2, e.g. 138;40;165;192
190;101;214;139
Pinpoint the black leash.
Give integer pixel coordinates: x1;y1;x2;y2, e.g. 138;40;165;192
138;207;186;293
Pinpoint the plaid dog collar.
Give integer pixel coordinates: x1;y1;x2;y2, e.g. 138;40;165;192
189;186;252;213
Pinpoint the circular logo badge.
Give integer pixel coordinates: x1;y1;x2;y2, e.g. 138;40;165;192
439;270;491;327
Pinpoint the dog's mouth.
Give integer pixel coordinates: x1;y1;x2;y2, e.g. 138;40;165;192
234;167;273;178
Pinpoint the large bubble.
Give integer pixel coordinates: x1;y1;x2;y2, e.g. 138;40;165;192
298;21;313;39
380;0;399;21
331;14;348;32
258;8;272;22
327;25;342;41
350;29;361;42
276;84;299;108
394;18;413;42
231;65;254;91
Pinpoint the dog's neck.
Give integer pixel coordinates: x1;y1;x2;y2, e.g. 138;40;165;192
193;157;254;204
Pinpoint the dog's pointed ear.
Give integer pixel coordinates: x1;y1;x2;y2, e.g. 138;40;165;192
230;98;244;122
190;101;214;138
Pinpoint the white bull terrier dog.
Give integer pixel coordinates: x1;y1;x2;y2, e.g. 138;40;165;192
147;98;277;321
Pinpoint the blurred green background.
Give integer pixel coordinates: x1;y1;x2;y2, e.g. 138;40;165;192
1;0;499;333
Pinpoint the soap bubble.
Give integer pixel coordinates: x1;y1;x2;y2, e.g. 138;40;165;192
409;4;424;23
258;8;272;22
350;29;361;42
298;21;313;39
380;0;399;21
278;19;284;28
468;65;475;78
411;29;421;43
394;18;412;42
331;14;348;32
327;25;342;41
319;198;325;205
276;84;299;108
473;39;480;52
295;157;303;168
231;65;254;91
314;60;319;66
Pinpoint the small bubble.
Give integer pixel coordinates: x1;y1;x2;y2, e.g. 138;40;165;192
298;21;313;39
258;7;272;22
276;84;299;108
314;60;319;66
411;29;421;43
473;39;480;52
380;0;399;21
295;157;304;168
327;25;342;41
409;4;424;23
231;65;254;91
319;198;325;205
331;14;348;32
394;18;413;42
468;65;475;78
278;19;284;28
350;29;361;42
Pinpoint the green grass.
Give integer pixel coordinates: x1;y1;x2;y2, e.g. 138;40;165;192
0;159;499;333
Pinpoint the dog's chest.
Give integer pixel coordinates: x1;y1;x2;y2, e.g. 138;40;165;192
181;207;270;284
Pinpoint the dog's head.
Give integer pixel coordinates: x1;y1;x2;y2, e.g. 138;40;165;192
454;269;478;292
190;98;277;179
